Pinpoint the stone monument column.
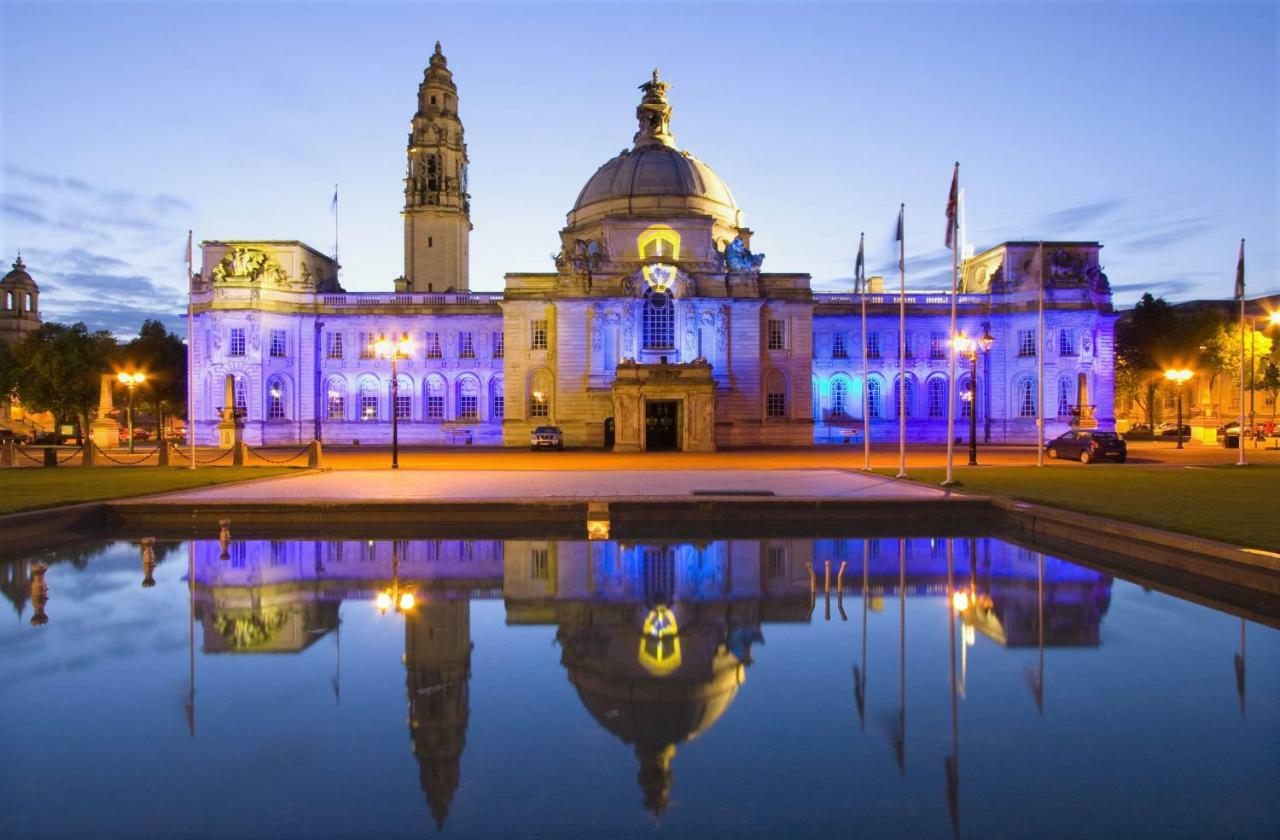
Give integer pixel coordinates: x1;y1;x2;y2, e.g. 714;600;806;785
90;373;120;450
216;373;245;449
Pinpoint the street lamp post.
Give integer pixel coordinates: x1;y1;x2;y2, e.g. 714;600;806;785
1164;368;1193;449
372;333;413;470
117;371;146;453
954;327;995;466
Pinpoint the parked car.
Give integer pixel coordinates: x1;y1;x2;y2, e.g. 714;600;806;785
0;429;31;445
530;425;564;451
1045;430;1127;464
1157;423;1191;437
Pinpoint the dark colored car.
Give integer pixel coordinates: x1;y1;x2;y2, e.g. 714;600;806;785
1045;430;1127;464
1157;423;1191;437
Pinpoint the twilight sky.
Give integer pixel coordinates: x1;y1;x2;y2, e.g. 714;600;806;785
2;0;1276;337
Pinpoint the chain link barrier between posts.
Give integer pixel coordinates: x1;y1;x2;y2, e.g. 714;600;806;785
171;445;235;465
91;444;158;465
15;446;84;465
247;444;312;465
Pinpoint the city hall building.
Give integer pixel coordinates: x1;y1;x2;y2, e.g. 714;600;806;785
189;46;1117;450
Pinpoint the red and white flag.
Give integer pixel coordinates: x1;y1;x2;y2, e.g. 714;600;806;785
944;163;959;250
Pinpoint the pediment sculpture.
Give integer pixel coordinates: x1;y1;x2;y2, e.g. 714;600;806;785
210;247;289;287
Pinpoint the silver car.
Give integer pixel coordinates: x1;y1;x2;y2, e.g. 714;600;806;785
530;425;563;450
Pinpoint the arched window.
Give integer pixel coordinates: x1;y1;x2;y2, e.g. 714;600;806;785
1057;377;1073;417
529;370;552;419
831;377;850;417
359;378;379;421
326;377;346;420
394;375;412;420
457;375;479;420
490;377;504;420
266;376;286;420
927;377;947;419
959;374;974;419
867;377;882;419
642;287;675;350
424;375;446;421
233;375;248;418
1016;376;1038;418
765;370;787;418
894;375;916;419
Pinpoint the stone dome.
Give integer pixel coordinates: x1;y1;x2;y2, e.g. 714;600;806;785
2;255;36;289
568;147;740;228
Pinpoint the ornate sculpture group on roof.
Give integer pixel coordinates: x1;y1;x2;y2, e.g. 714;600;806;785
723;235;765;273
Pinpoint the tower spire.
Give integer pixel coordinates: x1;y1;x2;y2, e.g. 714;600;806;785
633;69;675;150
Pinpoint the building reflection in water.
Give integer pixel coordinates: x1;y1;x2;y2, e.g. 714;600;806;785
173;536;1114;826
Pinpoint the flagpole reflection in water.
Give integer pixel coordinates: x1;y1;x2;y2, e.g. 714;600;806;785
946;538;960;837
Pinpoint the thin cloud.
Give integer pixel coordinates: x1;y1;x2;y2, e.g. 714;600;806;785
1041;198;1126;232
1121;217;1214;253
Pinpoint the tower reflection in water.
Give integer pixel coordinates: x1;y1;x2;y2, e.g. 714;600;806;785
185;536;1113;825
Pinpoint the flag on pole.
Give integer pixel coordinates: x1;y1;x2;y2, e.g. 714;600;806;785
855;234;865;293
1235;239;1245;300
895;205;905;271
330;186;339;213
184;230;193;285
944;162;959;249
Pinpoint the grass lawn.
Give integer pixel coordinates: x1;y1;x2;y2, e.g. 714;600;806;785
885;464;1280;552
0;467;301;515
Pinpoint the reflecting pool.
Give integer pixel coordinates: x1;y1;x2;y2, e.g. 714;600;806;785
1;536;1277;838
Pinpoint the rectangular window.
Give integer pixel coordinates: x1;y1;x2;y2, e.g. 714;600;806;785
395;390;412;420
531;547;550;580
903;331;914;359
492;331;504;359
866;331;881;359
425;331;442;359
360;393;378;420
269;329;287;358
459;331;475;359
426;392;444;421
531;319;548;350
767;319;786;350
359;332;375;360
458;393;478;420
930;331;947;360
766;392;786;418
1018;329;1037;358
832;332;848;359
229;328;246;357
327;390;345;420
325;332;343;360
767;546;787;580
492;392;505;420
1058;328;1078;357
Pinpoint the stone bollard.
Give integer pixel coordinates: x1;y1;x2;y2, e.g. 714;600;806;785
1;439;16;467
232;441;248;466
157;439;170;467
43;447;57;468
81;442;96;467
307;439;323;468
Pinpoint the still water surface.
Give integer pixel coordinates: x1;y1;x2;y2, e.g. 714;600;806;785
1;535;1277;838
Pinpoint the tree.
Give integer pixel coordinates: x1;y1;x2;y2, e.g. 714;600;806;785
122;319;187;438
1207;322;1273;416
0;339;18;408
1260;360;1280;423
1115;294;1177;430
14;322;118;443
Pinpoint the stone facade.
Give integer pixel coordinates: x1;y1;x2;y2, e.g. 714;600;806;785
188;51;1116;449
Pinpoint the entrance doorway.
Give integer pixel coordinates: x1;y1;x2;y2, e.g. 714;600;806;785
645;400;680;451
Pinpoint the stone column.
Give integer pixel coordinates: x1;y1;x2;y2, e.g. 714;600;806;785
216;373;245;449
90;374;121;450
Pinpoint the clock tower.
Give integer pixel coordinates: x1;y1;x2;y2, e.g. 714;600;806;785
402;42;471;293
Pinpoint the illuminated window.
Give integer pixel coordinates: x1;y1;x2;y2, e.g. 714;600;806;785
229;328;246;357
895;375;916;418
1059;328;1078;357
457;376;479;420
530;320;548;350
529;370;552;418
326;377;345;419
359;378;379;421
643;288;675;350
492;331;504;358
867;377;882;418
424;375;445;421
930;331;947;360
831;378;850;417
394;375;412;420
765;370;787;418
1057;378;1072;417
490;377;504;420
459;331;475;359
231;375;248;417
768;319;786;351
266;377;286;419
325;332;343;360
960;375;974;418
425;331;442;359
928;377;946;418
1018;329;1036;358
1017;376;1037;418
902;330;914;359
531;547;549;580
269;329;287;358
832;332;848;359
359;332;375;360
866;331;881;360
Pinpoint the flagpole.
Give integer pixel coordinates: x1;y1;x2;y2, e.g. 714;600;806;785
944;163;960;487
1237;238;1247;466
186;231;197;470
1036;241;1045;466
859;232;871;471
897;204;907;479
